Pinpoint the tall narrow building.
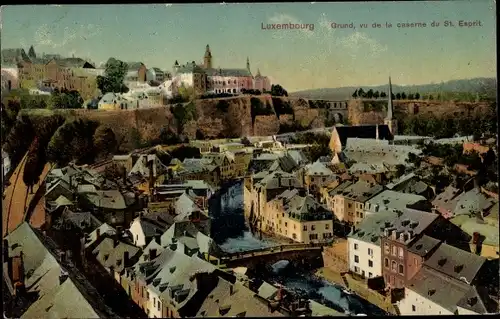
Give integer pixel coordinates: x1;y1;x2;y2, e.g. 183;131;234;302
204;45;212;69
384;76;398;135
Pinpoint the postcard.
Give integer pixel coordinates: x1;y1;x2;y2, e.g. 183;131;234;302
1;2;498;318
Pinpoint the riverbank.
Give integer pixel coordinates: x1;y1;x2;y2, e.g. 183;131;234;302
315;267;397;315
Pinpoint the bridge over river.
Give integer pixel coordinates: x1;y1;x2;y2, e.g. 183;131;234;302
219;242;328;270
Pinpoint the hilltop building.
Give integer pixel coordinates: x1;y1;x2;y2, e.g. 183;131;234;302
171;45;272;95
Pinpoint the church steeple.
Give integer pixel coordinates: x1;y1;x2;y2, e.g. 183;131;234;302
246;57;250;71
204;45;212;69
386;76;393;120
256;68;261;77
384;76;398;135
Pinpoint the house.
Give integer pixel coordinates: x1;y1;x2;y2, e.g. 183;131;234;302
129;215;170;248
450;212;499;259
98;92;125;110
247;170;303;222
387;173;434;200
303;161;336;193
326;180;384;224
447;188;496;219
160;220;223;260
79;190;135;226
347;210;398;278
129;154;168;181
125;62;147;82
329;124;394;156
264;189;334;244
380;210;441;289
92;237;142;284
398;243;495;315
431;185;462;219
3;222;117;318
172;61;208;96
253;68;272;92
174;158;220;185
146;67;167;83
1;67;19;92
364;190;432;216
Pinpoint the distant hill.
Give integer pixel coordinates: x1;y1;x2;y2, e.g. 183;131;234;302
290;77;497;100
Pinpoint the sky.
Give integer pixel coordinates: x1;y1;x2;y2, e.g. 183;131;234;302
1;1;496;92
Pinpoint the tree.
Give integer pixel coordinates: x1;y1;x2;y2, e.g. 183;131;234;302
415;92;420;100
408;93;414;100
270;84;288;97
28;46;36;59
49;88;83;109
357;88;365;98
391;93;395;100
4;116;35;169
93;125;117;159
366;89;374;99
401;92;407;100
352;89;358;98
395;93;401;100
23;138;42;193
96;58;129;94
380;92;387;98
373;91;380;99
429;94;434;100
195;129;205;140
159;128;182;145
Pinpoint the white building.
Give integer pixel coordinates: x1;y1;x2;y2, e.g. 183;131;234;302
1;67;19;92
2;149;11;178
347;211;397;278
158;79;180;99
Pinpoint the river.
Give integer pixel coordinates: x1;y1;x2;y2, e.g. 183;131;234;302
212;180;387;316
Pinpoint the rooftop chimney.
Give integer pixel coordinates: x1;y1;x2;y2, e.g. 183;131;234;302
150;249;157;260
124;251;130;265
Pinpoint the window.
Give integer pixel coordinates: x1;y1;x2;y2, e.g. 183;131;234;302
325;224;329;230
368;260;373;268
398;264;404;275
384;243;390;254
292;233;297;239
385;258;389;268
391;261;397;272
311;225;316;231
412;305;416;312
354;266;360;273
354;243;358;250
359;212;363;218
309;233;318;240
348;203;352;208
392;245;397;256
398;247;404;259
294;224;296;229
354;255;359;263
368;248;373;256
369;272;373;278
157;300;161;311
284;222;288;227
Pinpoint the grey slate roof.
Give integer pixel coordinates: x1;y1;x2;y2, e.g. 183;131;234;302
61;209;103;231
56;57;94;68
365;190;428;213
456;285;489;314
177;63;206;74
305;161;334;176
424;243;486;283
348;210;397;245
279;191;333;222
407;267;475;313
380;209;439;245
407;235;442;257
84;190;127;210
338;180;384;203
160;221;222;256
432;186;462;211
4;222;116;319
452;188;497;217
255;170;302;190
92;238;142;273
386;173;417;189
334;125;394;150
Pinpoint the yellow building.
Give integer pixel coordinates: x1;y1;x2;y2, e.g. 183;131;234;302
303;161;337;193
264;189;334;244
326;180;383;225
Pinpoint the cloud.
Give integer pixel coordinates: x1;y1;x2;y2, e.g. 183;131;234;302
34;23;102;49
337;31;388;57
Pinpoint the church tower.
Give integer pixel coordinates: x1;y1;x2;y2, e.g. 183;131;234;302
246;57;251;72
384;76;398;135
204;45;212;69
